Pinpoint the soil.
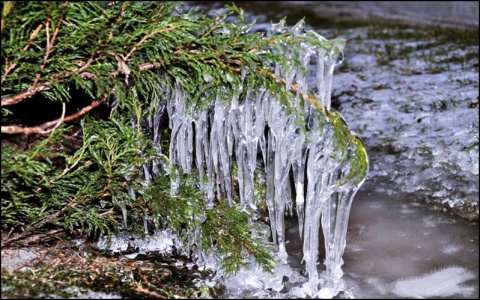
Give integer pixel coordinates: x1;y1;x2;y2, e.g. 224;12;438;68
1;234;224;299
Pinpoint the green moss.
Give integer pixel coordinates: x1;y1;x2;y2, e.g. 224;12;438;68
1;245;221;299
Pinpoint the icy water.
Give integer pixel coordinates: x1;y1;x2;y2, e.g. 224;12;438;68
186;1;479;299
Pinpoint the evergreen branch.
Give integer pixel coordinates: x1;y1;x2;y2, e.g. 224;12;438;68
200;13;226;40
32;15;64;89
1;200;78;247
124;26;179;61
257;68;325;112
1;23;44;85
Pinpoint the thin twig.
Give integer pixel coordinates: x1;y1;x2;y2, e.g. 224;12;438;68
39;97;104;130
22;23;45;51
1;83;52;107
1;97;104;135
46;102;66;135
31;21;50;89
1;201;78;247
32;15;63;89
1;57;17;85
133;282;167;299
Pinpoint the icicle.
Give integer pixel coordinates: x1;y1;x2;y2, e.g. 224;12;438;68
271;18;287;34
265;129;277;244
142;164;151;184
143;212;149;234
290;19;305;36
136;27;363;298
316;48;327;109
121;204;128;228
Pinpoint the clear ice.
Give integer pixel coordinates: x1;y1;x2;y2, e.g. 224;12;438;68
140;23;368;297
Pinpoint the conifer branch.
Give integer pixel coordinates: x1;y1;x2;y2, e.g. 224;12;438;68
124;26;179;61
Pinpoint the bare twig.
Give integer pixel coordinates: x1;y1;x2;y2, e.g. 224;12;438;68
138;61;163;71
39;97;104;130
31;21;51;89
1;83;52;107
47;102;66;135
31;15;63;89
133;282;167;299
1;97;104;135
22;23;45;51
1;56;17;85
108;51;131;84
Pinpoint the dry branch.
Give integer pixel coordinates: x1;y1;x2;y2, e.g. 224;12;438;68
1;98;104;135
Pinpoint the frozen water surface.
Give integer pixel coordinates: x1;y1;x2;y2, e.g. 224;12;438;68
342;191;478;299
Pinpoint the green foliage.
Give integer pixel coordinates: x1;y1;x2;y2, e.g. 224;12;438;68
147;174;276;273
1;0;367;274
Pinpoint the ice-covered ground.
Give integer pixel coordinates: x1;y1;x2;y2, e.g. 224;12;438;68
326;24;479;220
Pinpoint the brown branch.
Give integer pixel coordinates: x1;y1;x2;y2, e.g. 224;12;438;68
222;60;327;113
1;97;104;135
1;84;52;106
1;58;17;85
39;97;104;129
76;53;96;74
133;282;167;299
1;70;97;107
14;229;67;246
260;68;325;112
22;23;45;51
32;15;63;89
1;125;49;135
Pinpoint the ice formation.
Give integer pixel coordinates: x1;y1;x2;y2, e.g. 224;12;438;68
140;24;367;296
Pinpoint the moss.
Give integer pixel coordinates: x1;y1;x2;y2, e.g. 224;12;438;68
1;241;222;299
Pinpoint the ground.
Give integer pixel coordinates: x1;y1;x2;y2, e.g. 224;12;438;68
1;233;223;299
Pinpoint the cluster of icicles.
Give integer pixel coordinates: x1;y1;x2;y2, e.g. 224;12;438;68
138;25;367;297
